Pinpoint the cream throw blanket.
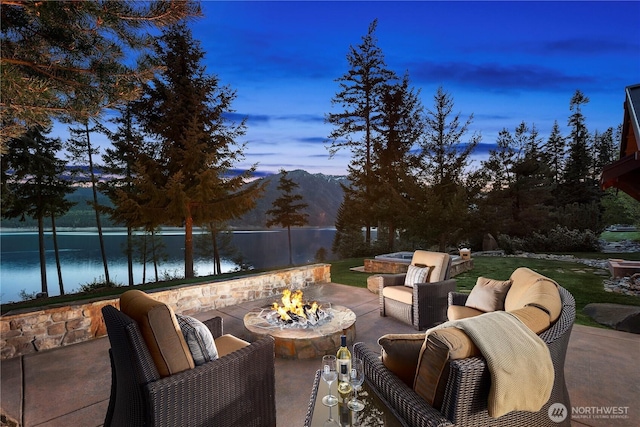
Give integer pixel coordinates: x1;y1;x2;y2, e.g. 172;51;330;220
427;311;554;418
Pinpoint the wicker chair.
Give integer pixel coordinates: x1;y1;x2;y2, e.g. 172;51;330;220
379;251;456;330
101;304;276;427
355;286;575;427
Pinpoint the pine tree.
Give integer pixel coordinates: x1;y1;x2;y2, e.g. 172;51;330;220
1;126;74;295
482;128;516;190
326;19;397;246
562;89;595;205
420;87;480;186
66;121;111;285
133;23;263;278
266;170;309;266
1;0;200;147
100;103;146;286
416;87;480;251
370;74;423;251
543;120;566;185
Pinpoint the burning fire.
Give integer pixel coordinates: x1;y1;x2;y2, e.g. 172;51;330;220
269;289;329;327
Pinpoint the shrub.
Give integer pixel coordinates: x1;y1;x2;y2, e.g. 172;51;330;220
498;226;600;253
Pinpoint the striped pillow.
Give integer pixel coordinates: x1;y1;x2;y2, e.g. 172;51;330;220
176;314;218;365
404;265;432;287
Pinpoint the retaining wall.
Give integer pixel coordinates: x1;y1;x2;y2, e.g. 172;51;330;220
1;264;331;360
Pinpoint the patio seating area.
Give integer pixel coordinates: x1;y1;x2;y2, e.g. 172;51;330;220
1;282;638;426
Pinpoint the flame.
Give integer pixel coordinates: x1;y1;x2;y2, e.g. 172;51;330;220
272;289;319;321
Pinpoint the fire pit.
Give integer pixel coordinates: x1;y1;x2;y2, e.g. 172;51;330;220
243;289;356;359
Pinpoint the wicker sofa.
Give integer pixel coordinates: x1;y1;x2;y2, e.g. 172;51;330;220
354;268;576;427
102;290;276;427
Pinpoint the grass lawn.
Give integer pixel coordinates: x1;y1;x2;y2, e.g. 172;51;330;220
329;254;640;329
600;231;640;242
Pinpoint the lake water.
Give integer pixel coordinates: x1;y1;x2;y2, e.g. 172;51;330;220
0;228;337;304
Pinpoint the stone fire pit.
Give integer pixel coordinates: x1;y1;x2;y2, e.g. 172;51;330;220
244;302;356;359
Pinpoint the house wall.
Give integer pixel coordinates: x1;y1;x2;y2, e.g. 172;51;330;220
0;263;331;359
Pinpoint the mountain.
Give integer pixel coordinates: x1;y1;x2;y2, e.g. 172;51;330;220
0;170;346;229
232;170;347;228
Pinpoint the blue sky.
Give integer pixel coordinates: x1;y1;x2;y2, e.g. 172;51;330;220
64;1;640;177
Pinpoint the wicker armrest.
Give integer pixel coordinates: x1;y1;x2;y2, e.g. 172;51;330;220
448;291;469;307
378;273;407;288
440;356;490;424
203;316;223;338
354;342;453;427
413;279;457;329
144;336;276;427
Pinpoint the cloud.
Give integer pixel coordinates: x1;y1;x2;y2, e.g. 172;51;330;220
296;137;327;145
409;60;595;92
223;112;270;124
542;38;640;56
275;114;325;123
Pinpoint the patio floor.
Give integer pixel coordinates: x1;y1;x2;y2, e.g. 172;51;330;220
1;282;638;426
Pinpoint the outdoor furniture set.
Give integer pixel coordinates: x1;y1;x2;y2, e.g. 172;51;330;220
355;261;575;427
100;251;575;427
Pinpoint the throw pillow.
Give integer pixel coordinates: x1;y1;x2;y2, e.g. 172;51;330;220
176;314;218;365
404;264;432;288
464;277;512;313
378;333;425;387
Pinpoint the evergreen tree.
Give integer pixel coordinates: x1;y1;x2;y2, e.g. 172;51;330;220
134;23;263;278
1;0;200;147
419;87;480;186
370;74;423;251
326;19;397;246
332;198;367;258
543;120;566;185
482;128;516;190
100;103;146;286
510;123;554;236
561;89;596;205
266;170;309;266
1;126;73;295
66;121;111;285
592;127;617;179
415;87;480;251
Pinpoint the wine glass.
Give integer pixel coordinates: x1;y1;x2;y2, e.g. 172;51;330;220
323;404;340;427
321;355;338;407
347;358;365;411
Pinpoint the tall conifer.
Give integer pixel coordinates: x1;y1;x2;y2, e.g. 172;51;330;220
134;23;263;278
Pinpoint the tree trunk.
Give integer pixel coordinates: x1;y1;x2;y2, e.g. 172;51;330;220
210;223;221;275
151;229;159;282
126;226;134;286
184;208;194;278
85;122;110;284
51;213;65;295
287;225;293;266
37;214;48;295
141;232;147;285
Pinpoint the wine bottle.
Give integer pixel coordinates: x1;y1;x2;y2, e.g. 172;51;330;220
336;334;352;396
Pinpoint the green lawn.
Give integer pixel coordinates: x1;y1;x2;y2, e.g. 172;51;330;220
600;231;640;242
329;254;640;328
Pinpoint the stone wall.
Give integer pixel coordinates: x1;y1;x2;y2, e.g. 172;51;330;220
0;264;331;360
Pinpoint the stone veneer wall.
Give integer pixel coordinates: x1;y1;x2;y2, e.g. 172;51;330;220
1;263;330;360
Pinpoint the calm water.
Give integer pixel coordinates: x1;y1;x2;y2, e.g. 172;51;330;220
0;228;336;304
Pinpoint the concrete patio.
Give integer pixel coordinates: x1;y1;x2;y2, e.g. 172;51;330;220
1;282;638;426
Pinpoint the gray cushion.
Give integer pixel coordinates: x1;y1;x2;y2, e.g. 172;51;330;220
465;277;512;312
404;264;432;288
176;314;218;365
